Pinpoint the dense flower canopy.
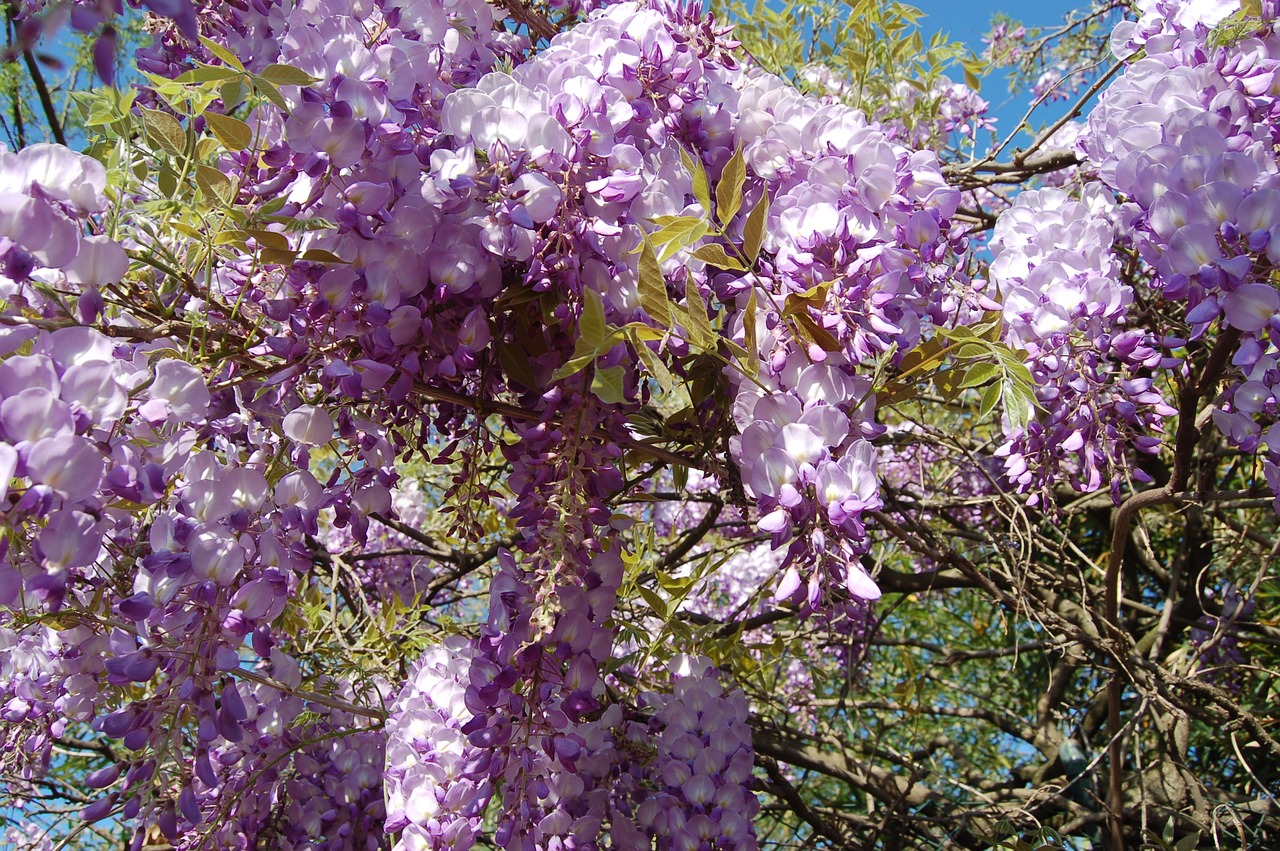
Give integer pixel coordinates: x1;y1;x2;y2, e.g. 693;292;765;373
0;0;1277;848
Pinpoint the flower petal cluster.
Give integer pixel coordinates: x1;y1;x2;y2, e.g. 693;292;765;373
989;184;1177;498
629;656;759;851
1078;0;1280;501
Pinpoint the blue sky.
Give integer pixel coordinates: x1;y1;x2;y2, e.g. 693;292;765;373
908;0;1100;147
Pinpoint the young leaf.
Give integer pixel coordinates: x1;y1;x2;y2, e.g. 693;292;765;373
250;76;290;112
258;63;320;86
173;64;242;84
638;237;672;325
219;78;247;111
657;220;711;263
633;338;673;394
680;147;713;215
691;244;746;271
743;288;759;375
194;164;234;205
243;229;291;251
200;36;246;72
978;381;1001;420
1004;384;1034;429
649;215;707;250
716;145;747;225
140;108;187;157
204;111;254;151
579;287;607;350
743;191;769;262
958;361;999;389
591;365;627;404
638;586;670;618
791;312;841;352
298;249;348;264
551;352;596;382
683;281;716;349
499;341;538;391
259;248;298;266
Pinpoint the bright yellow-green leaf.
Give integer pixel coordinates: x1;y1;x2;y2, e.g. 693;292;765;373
591;365;627;404
683;282;716;349
626;323;666;342
651;216;709;258
958;362;999;389
200;36;246;72
680;147;713;215
743;192;769;262
634;338;673;394
743;288;759;376
220;78;247;111
204;111;254;151
979;382;1001;420
638;237;671;325
174;64;242;84
716;146;747;225
691;244;746;271
552;353;595;382
258;63;320;86
194;164;234;205
579;287;607;349
250;76;290;112
140;108;187;157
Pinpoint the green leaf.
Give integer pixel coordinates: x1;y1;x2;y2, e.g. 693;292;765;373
173;64;243;84
250;76;290;112
649;215;707;248
579;287;607;349
638;237;672;325
743;191;769;262
954;342;989;359
1173;832;1202;851
1004;385;1034;429
634;337;673;394
551;353;595;382
200;35;246;72
690;244;746;271
591;365;627;404
743;289;759;376
625;323;666;342
220;78;248;111
242;229;291;251
958;361;999;389
638;586;670;618
298;249;348;264
680;147;713;215
204;111;254;152
716;145;747;225
791;312;841;353
140;108;187;157
258;63;320;86
259;248;298;266
194;164;234;205
496;340;537;389
683;282;716;349
978;382;1001;420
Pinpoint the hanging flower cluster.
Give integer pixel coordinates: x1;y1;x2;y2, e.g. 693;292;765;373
1079;0;1280;502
